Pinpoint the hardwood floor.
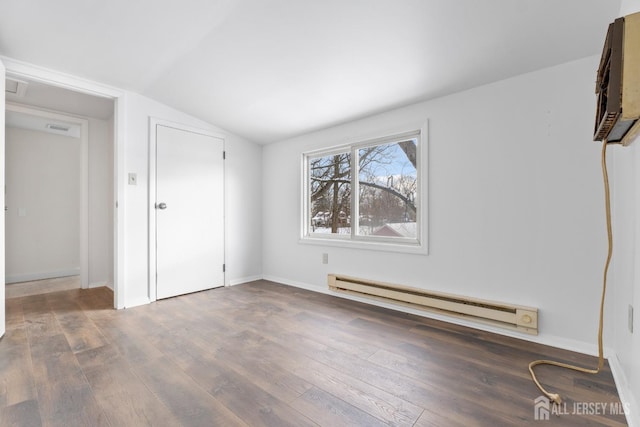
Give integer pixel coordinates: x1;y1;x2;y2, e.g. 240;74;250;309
5;276;80;299
0;280;628;426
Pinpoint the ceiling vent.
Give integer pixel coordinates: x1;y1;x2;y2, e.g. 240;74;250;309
46;123;70;132
5;78;28;97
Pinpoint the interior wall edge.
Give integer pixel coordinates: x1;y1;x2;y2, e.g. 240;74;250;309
608;354;640;427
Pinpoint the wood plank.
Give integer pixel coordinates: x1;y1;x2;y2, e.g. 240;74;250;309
0;327;37;407
132;356;248;427
35;382;110;427
291;386;389;427
87;316;164;365
201;365;317;427
285;352;423;426
210;346;313;404
81;357;182;427
52;300;108;353
28;336;85;387
0;399;42;427
4;298;25;330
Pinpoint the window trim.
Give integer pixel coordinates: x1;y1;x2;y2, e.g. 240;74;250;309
300;121;428;255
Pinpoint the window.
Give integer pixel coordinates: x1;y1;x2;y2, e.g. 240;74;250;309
302;124;427;253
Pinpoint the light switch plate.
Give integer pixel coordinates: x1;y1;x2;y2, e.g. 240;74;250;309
128;173;137;185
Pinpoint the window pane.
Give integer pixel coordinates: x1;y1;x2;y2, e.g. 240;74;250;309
357;139;417;238
309;152;351;235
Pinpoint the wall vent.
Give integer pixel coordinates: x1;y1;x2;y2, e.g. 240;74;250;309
5;78;28;97
328;274;538;335
46;124;70;132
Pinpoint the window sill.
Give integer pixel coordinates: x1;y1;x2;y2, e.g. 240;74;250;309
298;235;428;255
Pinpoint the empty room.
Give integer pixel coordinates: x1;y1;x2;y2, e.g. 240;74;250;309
1;0;639;426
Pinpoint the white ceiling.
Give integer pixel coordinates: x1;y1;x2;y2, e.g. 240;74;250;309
0;0;621;144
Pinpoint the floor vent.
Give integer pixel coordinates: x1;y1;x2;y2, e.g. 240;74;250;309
328;274;538;335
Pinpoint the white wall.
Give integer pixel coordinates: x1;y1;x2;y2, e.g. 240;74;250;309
263;56;610;351
610;2;640;424
620;0;638;17
3;112;114;289
121;92;263;307
225;130;263;286
88;117;114;288
5;127;80;282
1;62;6;338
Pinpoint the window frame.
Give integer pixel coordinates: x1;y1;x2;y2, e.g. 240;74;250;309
300;121;428;255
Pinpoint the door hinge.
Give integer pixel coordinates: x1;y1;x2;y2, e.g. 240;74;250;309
222;264;226;273
223;151;226;160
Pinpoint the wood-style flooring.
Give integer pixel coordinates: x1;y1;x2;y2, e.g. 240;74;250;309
0;280;628;426
5;276;80;299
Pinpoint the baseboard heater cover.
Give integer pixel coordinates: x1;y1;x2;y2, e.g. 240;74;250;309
328;274;538;335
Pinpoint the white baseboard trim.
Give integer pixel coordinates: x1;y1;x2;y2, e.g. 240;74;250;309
608;354;639;427
261;275;614;357
228;275;263;286
123;297;151;309
6;269;80;284
262;275;332;294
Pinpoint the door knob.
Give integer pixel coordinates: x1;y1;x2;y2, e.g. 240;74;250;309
156;202;167;210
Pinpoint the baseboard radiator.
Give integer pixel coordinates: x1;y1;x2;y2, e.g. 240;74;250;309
328;274;538;335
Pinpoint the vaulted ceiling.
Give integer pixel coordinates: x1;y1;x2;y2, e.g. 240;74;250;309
0;0;621;144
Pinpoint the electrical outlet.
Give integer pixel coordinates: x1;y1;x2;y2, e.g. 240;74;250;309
629;305;634;333
322;253;328;264
128;173;137;185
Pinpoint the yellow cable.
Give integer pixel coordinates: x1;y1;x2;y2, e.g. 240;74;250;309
528;139;613;405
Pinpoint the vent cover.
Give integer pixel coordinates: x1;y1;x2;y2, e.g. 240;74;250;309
5;78;28;97
328;274;538;335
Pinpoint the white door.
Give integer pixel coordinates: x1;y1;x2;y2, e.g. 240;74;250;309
155;125;224;299
1;59;6;337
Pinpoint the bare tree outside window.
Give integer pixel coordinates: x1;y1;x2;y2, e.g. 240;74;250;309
307;134;419;241
358;139;417;238
309;151;351;234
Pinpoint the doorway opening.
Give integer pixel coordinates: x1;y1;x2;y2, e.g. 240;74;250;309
4;75;117;301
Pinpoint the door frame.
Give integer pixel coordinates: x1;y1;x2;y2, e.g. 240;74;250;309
2;56;126;308
1;58;5;338
148;117;226;302
5;103;89;287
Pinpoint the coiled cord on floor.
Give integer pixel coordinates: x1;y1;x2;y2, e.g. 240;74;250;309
528;139;612;405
